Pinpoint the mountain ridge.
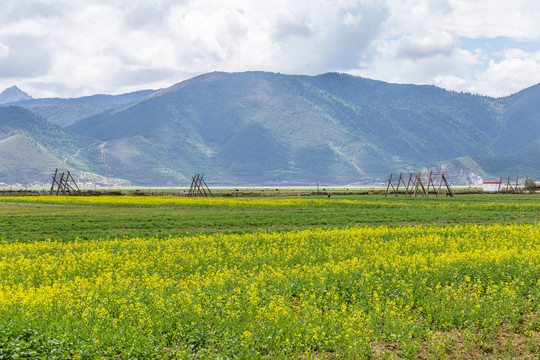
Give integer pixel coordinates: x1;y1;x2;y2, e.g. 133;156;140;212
1;89;159;128
1;72;539;185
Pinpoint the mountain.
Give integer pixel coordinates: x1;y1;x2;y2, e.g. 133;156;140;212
0;106;124;185
2;89;158;127
493;83;540;154
0;86;32;104
2;72;540;186
8;89;158;107
67;71;511;185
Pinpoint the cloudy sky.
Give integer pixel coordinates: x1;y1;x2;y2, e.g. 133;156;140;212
1;0;540;98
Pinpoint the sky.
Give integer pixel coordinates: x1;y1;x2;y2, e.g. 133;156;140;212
1;0;540;98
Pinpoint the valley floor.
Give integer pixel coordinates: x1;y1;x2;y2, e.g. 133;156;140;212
1;194;540;359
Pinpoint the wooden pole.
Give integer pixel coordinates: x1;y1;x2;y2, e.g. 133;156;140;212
405;173;413;196
426;169;433;197
201;174;212;197
199;174;207;196
437;171;444;197
418;172;427;197
430;171;439;196
442;173;453;197
50;168;58;195
68;171;80;192
395;173;403;196
399;173;409;196
56;172;65;195
188;175;196;196
385;174;393;197
413;172;420;197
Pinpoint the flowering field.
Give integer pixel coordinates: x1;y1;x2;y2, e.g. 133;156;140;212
1;195;540;359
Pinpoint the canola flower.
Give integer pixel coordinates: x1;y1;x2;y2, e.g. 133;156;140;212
2;223;540;358
0;195;408;209
3;194;540;213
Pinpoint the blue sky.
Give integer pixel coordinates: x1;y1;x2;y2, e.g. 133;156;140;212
1;0;539;98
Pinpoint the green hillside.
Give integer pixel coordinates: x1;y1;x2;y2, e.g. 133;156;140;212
3;89;157;127
0;134;64;184
27;104;116;128
0;106;117;184
68;72;522;185
1;72;539;185
493;84;540;154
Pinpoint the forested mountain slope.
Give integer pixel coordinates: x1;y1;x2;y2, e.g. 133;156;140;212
1;72;539;185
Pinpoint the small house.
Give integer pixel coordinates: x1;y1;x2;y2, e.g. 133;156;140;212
483;180;502;193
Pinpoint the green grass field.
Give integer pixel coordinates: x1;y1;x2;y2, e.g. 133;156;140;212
1;194;537;244
1;194;540;359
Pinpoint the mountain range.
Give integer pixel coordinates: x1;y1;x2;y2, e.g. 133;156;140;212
1;71;539;186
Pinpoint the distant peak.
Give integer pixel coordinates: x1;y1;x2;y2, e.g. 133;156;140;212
2;85;26;94
0;85;32;104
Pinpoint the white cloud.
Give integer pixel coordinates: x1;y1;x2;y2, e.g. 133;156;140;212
445;1;540;39
0;35;51;77
0;1;394;96
469;51;540;96
357;45;478;89
396;31;458;59
0;43;9;57
433;75;468;92
364;0;540;96
0;0;539;97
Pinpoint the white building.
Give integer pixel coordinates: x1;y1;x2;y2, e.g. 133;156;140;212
483;180;502;193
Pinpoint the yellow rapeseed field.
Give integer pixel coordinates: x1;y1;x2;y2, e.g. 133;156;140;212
4;194;540;212
0;195;407;208
2;220;540;358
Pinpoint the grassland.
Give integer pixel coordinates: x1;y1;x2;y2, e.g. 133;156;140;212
0;194;536;243
1;194;540;359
